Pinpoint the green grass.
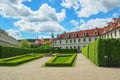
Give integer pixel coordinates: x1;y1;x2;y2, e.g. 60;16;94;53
45;53;77;67
53;56;71;63
0;54;43;66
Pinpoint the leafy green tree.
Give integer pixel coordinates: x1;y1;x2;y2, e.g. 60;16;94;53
30;43;40;48
19;40;30;48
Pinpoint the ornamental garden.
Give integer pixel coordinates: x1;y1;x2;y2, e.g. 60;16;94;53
0;38;120;67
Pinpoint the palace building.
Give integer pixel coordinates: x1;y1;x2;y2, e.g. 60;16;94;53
53;18;120;52
0;29;18;46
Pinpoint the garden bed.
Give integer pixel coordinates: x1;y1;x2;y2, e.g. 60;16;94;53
45;53;77;67
0;53;43;66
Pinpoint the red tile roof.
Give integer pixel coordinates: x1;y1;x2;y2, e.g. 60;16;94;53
54;17;120;40
35;39;45;45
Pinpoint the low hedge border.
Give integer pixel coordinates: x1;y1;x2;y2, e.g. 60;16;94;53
0;53;43;66
45;53;77;67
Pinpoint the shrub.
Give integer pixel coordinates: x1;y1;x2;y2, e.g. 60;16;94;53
0;45;32;58
82;38;120;67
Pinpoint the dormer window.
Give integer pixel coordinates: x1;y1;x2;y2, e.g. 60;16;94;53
74;33;77;37
83;31;87;36
94;31;98;35
66;34;70;38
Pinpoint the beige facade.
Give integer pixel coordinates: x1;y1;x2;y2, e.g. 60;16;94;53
0;29;18;46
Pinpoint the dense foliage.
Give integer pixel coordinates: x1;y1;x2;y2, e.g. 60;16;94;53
0;45;32;58
82;38;120;67
19;40;30;48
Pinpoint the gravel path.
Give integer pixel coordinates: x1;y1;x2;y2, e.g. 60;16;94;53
0;54;120;80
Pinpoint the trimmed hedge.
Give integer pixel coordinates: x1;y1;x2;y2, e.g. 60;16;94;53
33;47;77;54
82;38;120;67
0;45;77;59
0;54;43;66
0;45;32;58
45;53;77;67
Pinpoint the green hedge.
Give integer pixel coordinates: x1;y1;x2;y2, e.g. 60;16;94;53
0;54;43;66
0;45;32;58
45;53;77;67
82;38;120;67
33;47;77;54
0;45;77;59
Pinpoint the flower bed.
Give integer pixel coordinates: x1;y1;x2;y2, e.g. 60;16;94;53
0;53;43;66
45;53;77;67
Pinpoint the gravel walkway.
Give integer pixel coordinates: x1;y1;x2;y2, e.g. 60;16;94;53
0;54;120;80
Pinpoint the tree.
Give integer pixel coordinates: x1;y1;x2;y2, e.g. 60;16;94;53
30;43;40;48
19;40;30;48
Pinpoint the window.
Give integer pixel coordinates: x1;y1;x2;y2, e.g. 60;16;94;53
114;31;117;37
89;37;91;42
59;40;61;44
66;34;69;38
70;46;72;49
78;39;80;42
74;39;76;43
111;33;112;38
107;34;109;38
83;38;86;42
70;39;72;43
74;46;76;49
55;41;56;44
66;46;68;49
66;40;68;43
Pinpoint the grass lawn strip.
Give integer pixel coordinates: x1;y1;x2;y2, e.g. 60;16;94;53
0;54;43;66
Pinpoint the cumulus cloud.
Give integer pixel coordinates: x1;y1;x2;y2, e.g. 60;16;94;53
61;0;120;17
70;20;79;26
6;29;21;40
0;0;66;33
72;18;112;31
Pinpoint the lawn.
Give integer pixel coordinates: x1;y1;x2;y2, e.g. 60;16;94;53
45;53;77;67
53;56;71;63
0;53;43;66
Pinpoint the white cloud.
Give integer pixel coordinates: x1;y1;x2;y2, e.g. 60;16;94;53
0;1;66;33
70;20;79;26
72;18;112;31
61;0;120;17
6;29;21;40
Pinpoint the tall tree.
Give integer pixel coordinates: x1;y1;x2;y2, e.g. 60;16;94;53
19;40;30;48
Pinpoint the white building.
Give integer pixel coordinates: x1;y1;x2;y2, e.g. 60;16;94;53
53;18;120;52
0;29;18;46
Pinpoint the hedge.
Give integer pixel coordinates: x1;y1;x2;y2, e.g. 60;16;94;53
0;45;32;58
45;53;77;66
0;45;77;58
0;54;43;66
82;38;120;67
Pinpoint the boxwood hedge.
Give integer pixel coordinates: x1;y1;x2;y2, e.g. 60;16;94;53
45;53;77;67
82;38;120;67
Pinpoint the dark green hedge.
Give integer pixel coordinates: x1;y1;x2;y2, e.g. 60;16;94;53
82;38;120;67
0;45;32;58
33;47;77;54
0;45;77;58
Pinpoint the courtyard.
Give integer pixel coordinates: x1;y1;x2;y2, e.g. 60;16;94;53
0;54;119;80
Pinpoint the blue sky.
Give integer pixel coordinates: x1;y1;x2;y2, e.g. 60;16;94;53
0;0;120;40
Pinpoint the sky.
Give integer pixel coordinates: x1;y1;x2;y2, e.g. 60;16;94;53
0;0;120;40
